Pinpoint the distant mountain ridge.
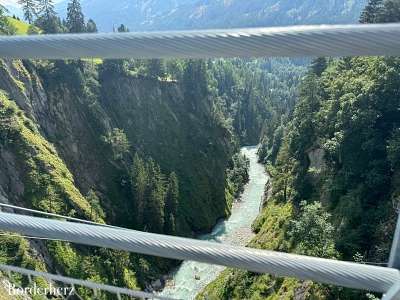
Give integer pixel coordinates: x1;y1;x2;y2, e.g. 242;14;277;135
55;0;367;32
55;0;195;32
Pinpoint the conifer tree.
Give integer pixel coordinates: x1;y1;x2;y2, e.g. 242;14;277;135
380;0;400;22
143;159;165;233
164;172;179;234
183;60;209;112
38;0;55;19
18;0;37;24
117;24;128;32
360;0;383;23
66;0;85;33
131;153;148;228
310;57;327;76
184;60;208;98
35;0;63;33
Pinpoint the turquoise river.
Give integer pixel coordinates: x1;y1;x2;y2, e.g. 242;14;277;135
160;146;269;299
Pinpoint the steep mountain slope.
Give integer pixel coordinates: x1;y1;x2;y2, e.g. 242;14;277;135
140;0;367;30
0;58;235;296
200;56;400;300
199;2;400;299
1;58;235;231
55;0;367;31
200;26;400;300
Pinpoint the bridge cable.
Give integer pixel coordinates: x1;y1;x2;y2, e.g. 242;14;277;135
0;211;398;294
1;24;400;59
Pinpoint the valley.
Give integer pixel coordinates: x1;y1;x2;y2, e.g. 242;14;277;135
160;146;269;299
0;0;400;299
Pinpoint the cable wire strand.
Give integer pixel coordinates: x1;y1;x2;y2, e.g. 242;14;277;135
0;203;123;230
1;24;400;59
0;211;398;294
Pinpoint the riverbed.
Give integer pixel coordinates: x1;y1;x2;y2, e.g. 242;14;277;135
159;146;269;299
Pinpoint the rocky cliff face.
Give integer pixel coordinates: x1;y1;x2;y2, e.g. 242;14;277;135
0;59;232;231
99;71;233;231
0;58;234;292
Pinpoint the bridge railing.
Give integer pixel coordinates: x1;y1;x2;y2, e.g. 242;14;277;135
0;211;398;299
1;24;400;59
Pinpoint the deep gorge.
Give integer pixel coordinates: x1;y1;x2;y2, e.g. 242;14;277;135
0;55;302;298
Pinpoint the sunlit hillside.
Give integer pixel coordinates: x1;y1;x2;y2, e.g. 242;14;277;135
6;17;39;34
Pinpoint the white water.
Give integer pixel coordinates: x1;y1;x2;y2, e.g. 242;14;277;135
159;146;269;300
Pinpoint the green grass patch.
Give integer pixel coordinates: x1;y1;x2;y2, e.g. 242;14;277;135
6;17;40;35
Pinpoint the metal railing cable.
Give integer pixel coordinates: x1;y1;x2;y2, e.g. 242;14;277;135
0;264;176;300
0;211;398;294
0;203;390;265
0;203;123;230
1;23;400;299
1;24;400;59
0;231;68;242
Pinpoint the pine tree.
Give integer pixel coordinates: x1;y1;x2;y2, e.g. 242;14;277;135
35;0;63;33
143;159;165;233
164;172;179;234
66;0;85;33
131;153;148;228
310;57;327;76
380;0;400;23
183;60;209;112
117;24;129;32
86;18;97;33
360;0;383;23
18;0;37;24
38;0;55;19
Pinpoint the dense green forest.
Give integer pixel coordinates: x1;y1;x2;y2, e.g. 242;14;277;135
0;1;306;299
200;1;400;299
3;0;399;299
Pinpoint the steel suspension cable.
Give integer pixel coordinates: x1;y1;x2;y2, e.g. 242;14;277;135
0;203;123;230
0;211;398;294
1;24;400;59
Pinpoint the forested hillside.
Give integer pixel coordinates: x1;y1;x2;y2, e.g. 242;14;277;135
4;0;398;299
200;1;400;299
0;2;305;298
209;58;306;145
0;57;235;297
0;4;230;299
